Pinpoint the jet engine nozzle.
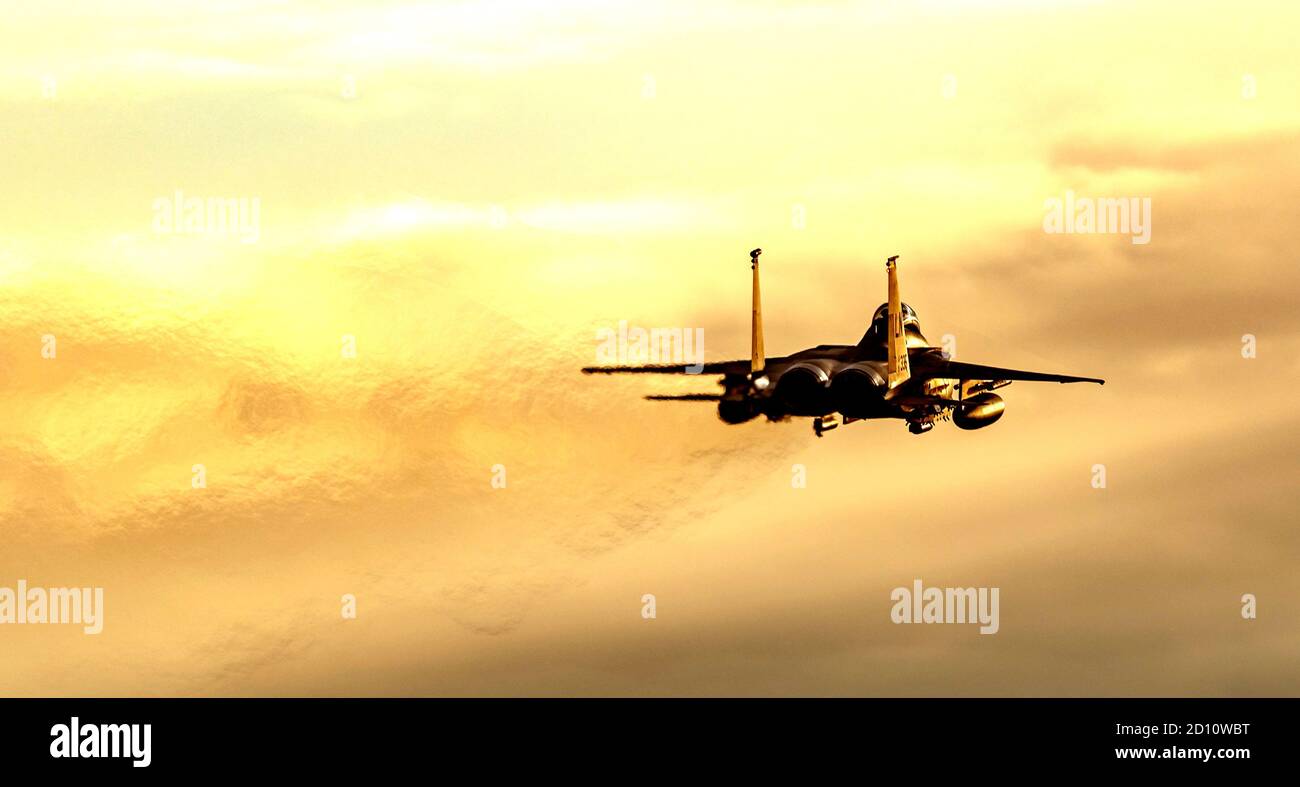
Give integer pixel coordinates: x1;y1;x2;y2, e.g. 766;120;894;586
830;363;887;418
717;398;760;425
773;362;835;416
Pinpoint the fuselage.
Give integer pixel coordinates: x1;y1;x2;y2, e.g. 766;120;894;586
718;304;969;427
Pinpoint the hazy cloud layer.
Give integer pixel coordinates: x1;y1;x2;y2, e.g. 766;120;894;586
0;0;1296;695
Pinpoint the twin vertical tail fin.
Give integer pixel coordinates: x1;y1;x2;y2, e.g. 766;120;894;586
886;255;910;389
750;248;764;375
749;250;906;390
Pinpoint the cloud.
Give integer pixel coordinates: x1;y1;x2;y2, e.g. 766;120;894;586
2;0;1297;696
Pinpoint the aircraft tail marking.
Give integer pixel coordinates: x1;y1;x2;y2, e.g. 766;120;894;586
886;255;910;388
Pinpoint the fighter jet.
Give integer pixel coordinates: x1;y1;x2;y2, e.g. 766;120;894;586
582;250;1103;436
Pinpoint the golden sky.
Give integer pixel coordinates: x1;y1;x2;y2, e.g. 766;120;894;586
1;0;1297;695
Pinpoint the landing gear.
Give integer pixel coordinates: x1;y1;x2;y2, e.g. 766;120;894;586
813;414;839;437
907;421;934;435
813;414;859;437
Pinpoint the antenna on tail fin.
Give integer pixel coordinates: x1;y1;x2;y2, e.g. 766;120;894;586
886;255;910;389
750;248;764;374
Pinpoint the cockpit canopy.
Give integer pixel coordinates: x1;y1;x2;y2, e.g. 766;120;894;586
858;302;927;349
871;302;919;325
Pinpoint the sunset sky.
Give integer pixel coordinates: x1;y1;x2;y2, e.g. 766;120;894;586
1;0;1297;695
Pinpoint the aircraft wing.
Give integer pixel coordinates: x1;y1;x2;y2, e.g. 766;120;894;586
581;359;753;376
911;353;1104;385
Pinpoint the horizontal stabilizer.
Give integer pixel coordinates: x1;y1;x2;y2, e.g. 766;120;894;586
644;393;724;401
582;360;750;376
